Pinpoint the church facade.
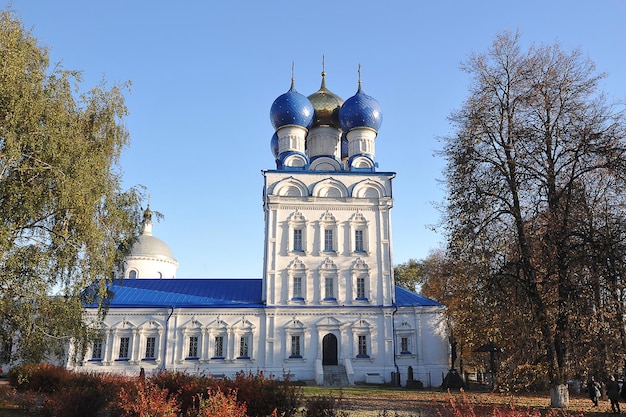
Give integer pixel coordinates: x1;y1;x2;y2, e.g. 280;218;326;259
69;70;450;387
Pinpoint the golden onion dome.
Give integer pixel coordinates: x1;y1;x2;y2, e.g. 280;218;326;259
307;71;344;129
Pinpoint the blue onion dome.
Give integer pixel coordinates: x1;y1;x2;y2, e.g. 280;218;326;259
307;71;344;128
270;132;279;158
270;78;314;129
339;80;383;132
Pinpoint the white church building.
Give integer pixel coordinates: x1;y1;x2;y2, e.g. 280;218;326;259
69;70;450;387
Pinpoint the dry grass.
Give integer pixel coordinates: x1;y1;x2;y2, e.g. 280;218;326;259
302;386;621;416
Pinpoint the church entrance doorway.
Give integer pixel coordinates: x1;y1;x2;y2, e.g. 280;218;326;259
322;333;338;365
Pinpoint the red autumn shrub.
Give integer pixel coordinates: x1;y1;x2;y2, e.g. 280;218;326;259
8;363;69;393
41;372;123;417
197;388;248;417
216;371;301;417
150;370;213;415
116;378;181;417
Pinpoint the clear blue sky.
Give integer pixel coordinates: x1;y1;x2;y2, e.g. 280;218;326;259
8;1;626;278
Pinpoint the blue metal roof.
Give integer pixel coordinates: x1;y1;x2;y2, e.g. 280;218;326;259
96;279;264;308
395;286;443;307
88;279;441;309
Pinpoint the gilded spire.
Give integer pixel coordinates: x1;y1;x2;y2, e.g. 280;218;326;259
320;55;327;90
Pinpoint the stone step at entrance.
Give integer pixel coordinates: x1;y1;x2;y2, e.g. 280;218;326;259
323;365;349;387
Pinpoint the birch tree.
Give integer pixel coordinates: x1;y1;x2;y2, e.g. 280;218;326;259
0;9;143;364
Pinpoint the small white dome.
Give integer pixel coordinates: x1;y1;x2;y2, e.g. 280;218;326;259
124;205;179;279
129;234;176;262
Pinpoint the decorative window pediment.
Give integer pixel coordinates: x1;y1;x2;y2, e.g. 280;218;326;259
320;210;336;224
138;319;162;332
289;209;306;224
316;315;343;330
113;317;135;331
233;316;255;333
352;257;369;272
182;317;203;333
289;257;307;272
284;316;305;331
320;257;337;272
207;316;229;332
352;317;372;331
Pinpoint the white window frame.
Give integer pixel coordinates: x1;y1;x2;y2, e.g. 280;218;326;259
138;320;162;362
349;212;369;255
288;210;308;255
324;229;334;252
324;276;334;299
352;318;372;359
401;337;409;354
182;318;203;361
208;317;229;360
352;258;370;302
358;335;368;357
118;336;130;360
239;335;250;358
145;336;156;359
188;335;199;359
320;211;337;254
354;229;365;252
356;276;366;299
234;318;255;360
320;258;338;302
396;320;416;357
284;318;305;360
91;339;103;361
214;335;225;359
293;229;303;252
293;276;303;299
288;258;307;302
291;335;301;357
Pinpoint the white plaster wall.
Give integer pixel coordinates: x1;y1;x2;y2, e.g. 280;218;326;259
125;256;178;279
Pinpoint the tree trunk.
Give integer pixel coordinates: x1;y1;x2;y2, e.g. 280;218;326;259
550;384;569;408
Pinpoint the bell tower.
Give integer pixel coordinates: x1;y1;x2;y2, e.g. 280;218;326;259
262;68;393;308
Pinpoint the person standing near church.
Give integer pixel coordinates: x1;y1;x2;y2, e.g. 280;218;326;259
606;375;621;413
589;376;601;407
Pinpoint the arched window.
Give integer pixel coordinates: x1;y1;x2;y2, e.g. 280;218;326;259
128;269;138;279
